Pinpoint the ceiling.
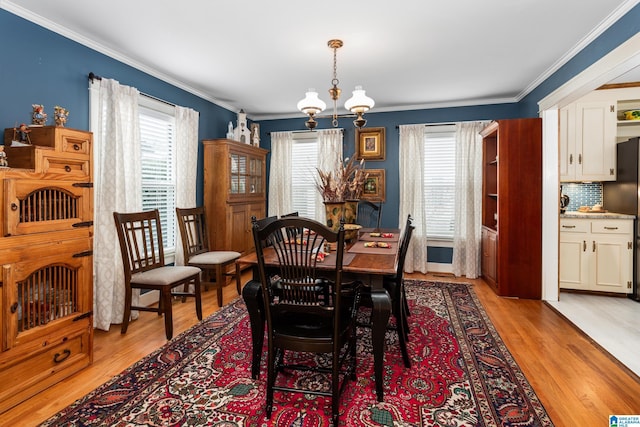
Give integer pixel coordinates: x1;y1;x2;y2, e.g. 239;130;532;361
3;0;639;121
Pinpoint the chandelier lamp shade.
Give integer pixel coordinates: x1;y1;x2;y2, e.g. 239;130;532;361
298;39;375;130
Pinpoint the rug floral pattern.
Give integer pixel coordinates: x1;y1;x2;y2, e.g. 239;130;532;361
40;281;554;426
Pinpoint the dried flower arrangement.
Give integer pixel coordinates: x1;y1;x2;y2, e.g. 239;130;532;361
316;157;368;203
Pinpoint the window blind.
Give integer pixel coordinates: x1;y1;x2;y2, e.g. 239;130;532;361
139;105;176;252
291;138;319;219
423;128;456;240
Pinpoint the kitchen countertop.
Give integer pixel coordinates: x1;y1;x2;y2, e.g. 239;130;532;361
560;211;635;219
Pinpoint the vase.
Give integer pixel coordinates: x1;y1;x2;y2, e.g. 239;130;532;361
343;200;358;224
324;202;344;232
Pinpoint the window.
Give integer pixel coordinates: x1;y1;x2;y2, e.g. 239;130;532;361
423;126;456;240
139;97;177;254
291;134;319;219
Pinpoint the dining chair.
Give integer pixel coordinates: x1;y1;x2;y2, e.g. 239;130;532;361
251;216;361;425
176;206;242;307
383;214;414;367
357;200;382;229
113;209;203;340
357;214;413;368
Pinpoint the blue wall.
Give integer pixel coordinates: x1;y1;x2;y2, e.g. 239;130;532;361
1;4;639;262
0;10;236;206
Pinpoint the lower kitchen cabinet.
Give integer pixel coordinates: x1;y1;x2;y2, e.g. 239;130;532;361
559;217;633;294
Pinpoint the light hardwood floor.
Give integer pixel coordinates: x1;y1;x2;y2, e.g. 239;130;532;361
1;273;639;426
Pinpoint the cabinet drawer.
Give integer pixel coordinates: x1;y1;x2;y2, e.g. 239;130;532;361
41;153;90;178
591;220;633;234
560;219;589;233
60;131;91;155
0;327;91;413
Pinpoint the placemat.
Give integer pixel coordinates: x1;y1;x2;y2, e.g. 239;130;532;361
358;231;400;242
347;241;398;255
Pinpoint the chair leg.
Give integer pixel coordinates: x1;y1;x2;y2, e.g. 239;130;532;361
121;287;132;334
194;276;203;320
332;355;340;425
235;261;242;295
265;346;277;419
396;287;411;368
161;289;174;340
215;265;224;307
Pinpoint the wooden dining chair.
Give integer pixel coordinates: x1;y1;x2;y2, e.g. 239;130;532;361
383;215;414;367
113;209;203;340
251;216;361;425
176;207;242;307
357;200;382;229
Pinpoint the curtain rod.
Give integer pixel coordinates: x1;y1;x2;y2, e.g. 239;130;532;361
267;128;344;136
88;72;176;107
395;122;456;129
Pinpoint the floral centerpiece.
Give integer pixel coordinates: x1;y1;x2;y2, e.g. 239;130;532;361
316;157;367;233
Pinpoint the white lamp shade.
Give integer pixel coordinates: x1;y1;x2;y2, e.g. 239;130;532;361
344;85;374;113
297;89;327;115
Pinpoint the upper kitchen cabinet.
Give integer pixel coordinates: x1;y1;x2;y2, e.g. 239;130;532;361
560;86;640;182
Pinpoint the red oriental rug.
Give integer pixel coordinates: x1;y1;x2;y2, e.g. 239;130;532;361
40;280;554;426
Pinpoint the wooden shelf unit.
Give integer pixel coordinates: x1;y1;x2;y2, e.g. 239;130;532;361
203;139;268;258
480;119;542;299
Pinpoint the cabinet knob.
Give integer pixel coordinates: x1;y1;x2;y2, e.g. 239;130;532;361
592;240;596;252
73;144;80;151
64;165;72;172
10;202;18;211
583;240;586;252
578;154;582;165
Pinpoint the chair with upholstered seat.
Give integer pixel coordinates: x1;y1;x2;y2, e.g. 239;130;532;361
357;200;382;229
252;216;361;425
176;206;241;307
113;209;203;340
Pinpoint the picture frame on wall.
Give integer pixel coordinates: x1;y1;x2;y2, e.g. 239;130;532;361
361;169;386;202
355;127;385;160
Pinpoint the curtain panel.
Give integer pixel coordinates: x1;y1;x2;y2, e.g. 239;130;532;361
452;121;487;278
398;124;428;273
90;78;142;331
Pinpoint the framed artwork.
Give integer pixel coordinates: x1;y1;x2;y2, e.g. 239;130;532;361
355;127;385;160
361;169;386;202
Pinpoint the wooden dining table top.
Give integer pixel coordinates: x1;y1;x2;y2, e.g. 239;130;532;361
236;227;400;281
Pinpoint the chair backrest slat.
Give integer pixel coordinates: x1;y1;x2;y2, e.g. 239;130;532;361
114;210;165;277
252;217;344;317
176;207;211;258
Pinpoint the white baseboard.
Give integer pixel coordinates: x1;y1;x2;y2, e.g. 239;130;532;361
427;262;453;274
139;290;159;307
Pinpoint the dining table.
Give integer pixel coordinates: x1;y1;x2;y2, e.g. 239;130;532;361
238;227;400;402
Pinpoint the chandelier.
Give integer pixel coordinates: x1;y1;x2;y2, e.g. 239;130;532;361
297;39;375;130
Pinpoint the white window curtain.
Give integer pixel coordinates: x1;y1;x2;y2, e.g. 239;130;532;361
89;78;142;331
398;124;428;273
174;106;200;266
268;131;294;217
452;122;487;278
315;129;343;222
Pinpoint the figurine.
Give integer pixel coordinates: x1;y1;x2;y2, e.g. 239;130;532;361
31;104;47;126
0;146;8;168
54;106;69;127
251;123;260;147
234;109;251;144
226;121;234;139
13;123;31;145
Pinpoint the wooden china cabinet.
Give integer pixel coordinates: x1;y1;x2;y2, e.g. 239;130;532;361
203;139;268;258
480;118;542;299
0;126;93;414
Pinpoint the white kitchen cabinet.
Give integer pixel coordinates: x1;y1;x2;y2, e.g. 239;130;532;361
560;99;617;182
559;217;633;294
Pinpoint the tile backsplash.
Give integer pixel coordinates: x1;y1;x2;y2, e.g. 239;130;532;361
560;182;602;211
